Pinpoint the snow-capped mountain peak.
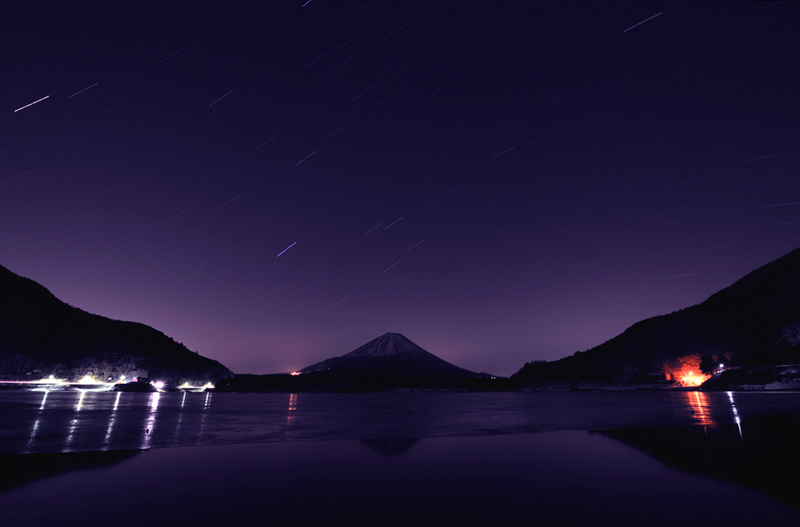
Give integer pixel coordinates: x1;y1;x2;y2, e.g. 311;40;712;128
346;333;429;358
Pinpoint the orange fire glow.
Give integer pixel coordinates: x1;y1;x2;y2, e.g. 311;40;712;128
677;369;710;387
664;355;712;387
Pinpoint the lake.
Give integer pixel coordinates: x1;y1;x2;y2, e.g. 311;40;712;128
2;390;799;526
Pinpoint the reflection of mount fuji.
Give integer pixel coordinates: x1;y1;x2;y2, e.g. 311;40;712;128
0;449;142;494
359;437;421;457
595;416;800;511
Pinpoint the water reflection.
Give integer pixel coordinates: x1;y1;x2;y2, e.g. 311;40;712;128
4;432;799;526
7;391;800;458
197;391;212;441
685;390;744;441
141;392;161;450
597;414;800;511
727;391;743;440
64;391;90;451
287;393;297;425
0;450;142;495
25;391;50;452
173;391;187;445
75;390;87;411
103;392;122;449
687;391;713;426
359;437;420;457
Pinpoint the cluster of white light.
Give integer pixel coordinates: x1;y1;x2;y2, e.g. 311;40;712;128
77;374;105;384
177;381;216;391
31;375;67;386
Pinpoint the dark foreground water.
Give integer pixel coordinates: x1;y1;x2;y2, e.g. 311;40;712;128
1;390;799;526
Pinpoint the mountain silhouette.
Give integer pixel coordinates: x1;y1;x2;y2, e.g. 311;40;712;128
0;264;231;383
301;332;478;378
512;247;800;387
217;333;491;392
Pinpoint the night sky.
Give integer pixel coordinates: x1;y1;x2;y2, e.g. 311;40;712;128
2;1;799;376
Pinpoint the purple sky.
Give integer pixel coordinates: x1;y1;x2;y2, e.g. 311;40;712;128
2;1;799;376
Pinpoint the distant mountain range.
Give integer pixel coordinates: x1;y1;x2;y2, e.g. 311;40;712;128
217;332;493;392
0;264;231;384
5;245;799;392
511;248;800;389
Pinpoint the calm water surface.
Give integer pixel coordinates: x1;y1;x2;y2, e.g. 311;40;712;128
3;390;798;453
1;391;799;526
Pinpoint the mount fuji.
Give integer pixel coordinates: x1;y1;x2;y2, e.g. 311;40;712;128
301;333;479;379
216;332;495;392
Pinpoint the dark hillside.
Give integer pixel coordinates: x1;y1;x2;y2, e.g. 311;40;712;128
0;264;231;383
512;248;800;387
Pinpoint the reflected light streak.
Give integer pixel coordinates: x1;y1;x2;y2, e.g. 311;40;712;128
104;415;116;449
142;392;161;449
75;390;87;411
727;391;743;441
25;391;49;452
198;392;212;440
287;393;297;425
27;419;40;446
64;417;79;451
687;391;714;427
105;392;123;449
174;392;187;445
68;390;95;450
150;392;161;411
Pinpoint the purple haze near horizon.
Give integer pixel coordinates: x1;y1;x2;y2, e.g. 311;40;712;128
2;1;799;376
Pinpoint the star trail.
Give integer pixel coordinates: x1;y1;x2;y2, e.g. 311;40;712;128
2;1;799;376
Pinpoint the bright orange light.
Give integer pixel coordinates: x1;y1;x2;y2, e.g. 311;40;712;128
290;371;301;376
679;370;710;387
664;355;711;387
